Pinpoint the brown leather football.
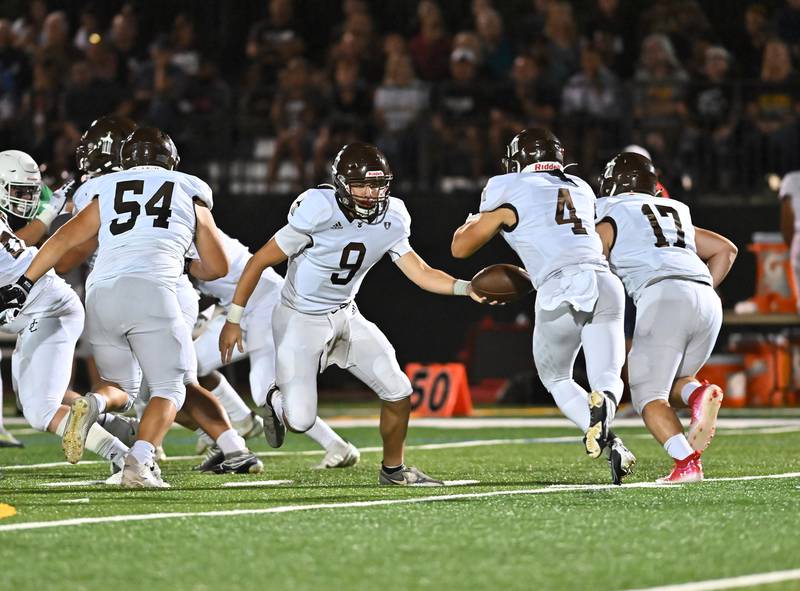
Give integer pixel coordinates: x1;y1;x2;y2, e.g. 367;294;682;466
470;264;533;303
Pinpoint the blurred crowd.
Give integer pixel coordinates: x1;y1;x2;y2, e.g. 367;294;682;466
1;0;799;198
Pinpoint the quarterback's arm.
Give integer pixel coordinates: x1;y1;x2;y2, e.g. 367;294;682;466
781;197;794;247
220;237;288;364
694;227;738;288
25;199;101;282
395;250;480;301
191;203;228;281
595;220;615;258
451;208;517;259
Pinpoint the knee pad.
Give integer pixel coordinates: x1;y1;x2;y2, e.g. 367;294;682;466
283;401;316;433
148;381;187;411
632;390;669;416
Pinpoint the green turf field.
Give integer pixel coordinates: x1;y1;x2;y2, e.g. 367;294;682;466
1;411;800;591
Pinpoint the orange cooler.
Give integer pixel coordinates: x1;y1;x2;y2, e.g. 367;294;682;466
697;354;746;408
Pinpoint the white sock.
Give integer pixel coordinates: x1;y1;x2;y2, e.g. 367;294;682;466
55;415;68;436
305;417;347;452
85;423;129;468
195;429;214;447
89;392;107;414
0;385;4;430
211;374;251;423
133;397;147;420
129;440;155;464
216;428;247;456
664;433;694;461
550;381;591;432
270;390;286;427
680;380;701;405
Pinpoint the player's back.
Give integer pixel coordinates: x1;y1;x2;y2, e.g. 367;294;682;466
780;171;800;235
596;192;712;302
479;171;606;289
76;166;211;290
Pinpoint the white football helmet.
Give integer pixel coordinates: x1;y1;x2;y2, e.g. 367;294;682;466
0;150;42;219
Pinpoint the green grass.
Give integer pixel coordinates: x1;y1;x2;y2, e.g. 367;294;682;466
1;415;800;591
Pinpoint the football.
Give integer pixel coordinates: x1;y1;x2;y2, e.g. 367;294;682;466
470;264;532;303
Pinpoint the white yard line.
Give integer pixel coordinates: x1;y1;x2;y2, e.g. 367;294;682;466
1;471;798;534
221;480;294;488
623;568;800;591
328;417;800;429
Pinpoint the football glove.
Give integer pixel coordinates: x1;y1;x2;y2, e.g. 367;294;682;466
36;179;73;228
0;275;34;313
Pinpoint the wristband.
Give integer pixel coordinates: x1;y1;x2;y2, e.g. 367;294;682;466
36;207;58;228
18;275;34;294
453;279;470;296
227;304;245;324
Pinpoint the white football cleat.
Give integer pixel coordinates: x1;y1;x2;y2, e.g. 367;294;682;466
120;455;170;488
314;442;361;469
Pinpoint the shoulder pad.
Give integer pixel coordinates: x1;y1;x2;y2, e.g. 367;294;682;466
182;173;214;210
780;172;800;199
72;176;101;213
287;188;335;233
479;174;516;213
388;197;411;234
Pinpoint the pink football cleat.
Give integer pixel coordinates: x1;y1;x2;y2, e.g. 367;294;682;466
656;452;704;484
687;381;723;452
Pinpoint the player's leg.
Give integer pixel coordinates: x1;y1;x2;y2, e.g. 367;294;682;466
346;311;440;485
673;285;724;453
0;348;23;448
580;270;626;455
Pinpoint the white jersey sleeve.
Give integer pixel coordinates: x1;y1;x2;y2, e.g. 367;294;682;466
387;197;412;262
180;174;213;210
780;172;800;235
479;175;514;214
73;178;98;213
275;189;335;256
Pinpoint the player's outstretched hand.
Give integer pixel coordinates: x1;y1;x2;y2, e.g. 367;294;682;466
219;321;244;365
0;276;32;313
468;283;505;306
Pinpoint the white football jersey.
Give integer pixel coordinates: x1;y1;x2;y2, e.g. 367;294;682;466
780;171;800;233
479;171;607;289
196;229;283;309
74;166;213;291
274;187;412;314
595;192;712;302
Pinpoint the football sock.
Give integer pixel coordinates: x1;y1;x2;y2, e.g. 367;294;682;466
216;428;247;456
664;433;694;461
86;424;128;468
55;415;68;436
89;392;107;413
0;386;4;430
129;440;155;465
550;380;591;432
681;380;702;405
382;463;404;473
195;429;214;447
211;374;251;423
305;417;347;452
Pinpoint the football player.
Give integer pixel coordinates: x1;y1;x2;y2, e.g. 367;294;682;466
779;169;800;307
220;142;480;485
451;128;636;484
0;149;71;448
0;128;234;487
595;152;737;483
0;150;129;468
194;228;361;469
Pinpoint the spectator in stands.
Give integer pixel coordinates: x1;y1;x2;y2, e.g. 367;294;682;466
11;0;47;54
63;60;124;138
743;39;800;178
560;44;623;176
540;1;580;88
84;39;120;83
36;12;80;86
584;0;635;78
246;0;305;90
0;19;31;146
409;1;451;83
374;53;430;185
16;56;62;160
512;0;551;50
488;54;557;171
740;4;771;79
171;14;201;77
133;35;189;131
775;0;800;56
328;10;382;84
683;46;740;192
431;48;485;180
312;58;371;184
632;34;688;170
73;5;100;53
107;12;144;87
475;8;514;80
267;57;323;189
383;33;408;60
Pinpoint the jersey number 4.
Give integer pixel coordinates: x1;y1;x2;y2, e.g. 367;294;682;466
641;204;686;248
555;189;588;235
110;180;174;236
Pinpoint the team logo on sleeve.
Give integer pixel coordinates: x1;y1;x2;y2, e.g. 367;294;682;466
384;221;391;229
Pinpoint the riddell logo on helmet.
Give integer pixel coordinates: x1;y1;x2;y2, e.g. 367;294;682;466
531;162;563;171
365;170;384;178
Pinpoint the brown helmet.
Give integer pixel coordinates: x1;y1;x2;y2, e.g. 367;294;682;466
599;152;658;197
120;127;180;170
75;115;138;175
502;128;564;174
331;142;393;223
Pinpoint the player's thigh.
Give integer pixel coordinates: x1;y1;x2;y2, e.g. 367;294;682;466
248;345;276;407
194;314;227;376
347;313;411;401
13;311;83;431
533;303;584;385
678;285;723;378
581;271;626;387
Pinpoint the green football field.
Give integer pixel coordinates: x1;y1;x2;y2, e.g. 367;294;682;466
2;409;800;591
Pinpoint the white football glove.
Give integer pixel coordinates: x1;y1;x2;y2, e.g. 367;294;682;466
0;307;21;326
36;179;73;228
